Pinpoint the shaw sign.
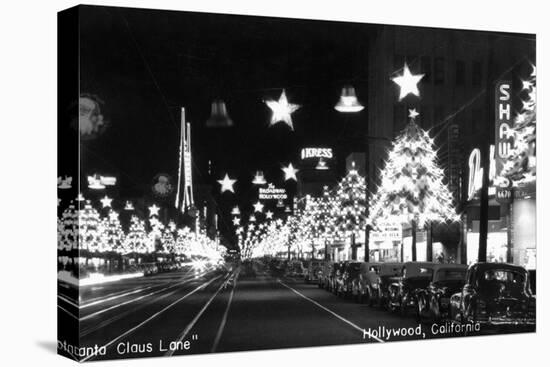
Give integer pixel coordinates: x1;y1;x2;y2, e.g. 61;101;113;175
494;81;513;203
259;183;288;200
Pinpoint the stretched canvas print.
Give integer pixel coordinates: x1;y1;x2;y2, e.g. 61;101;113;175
57;4;537;362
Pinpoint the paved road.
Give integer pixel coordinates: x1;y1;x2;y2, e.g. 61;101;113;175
57;264;534;362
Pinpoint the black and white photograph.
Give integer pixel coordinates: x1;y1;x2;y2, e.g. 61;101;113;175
3;1;547;366
54;4;538;362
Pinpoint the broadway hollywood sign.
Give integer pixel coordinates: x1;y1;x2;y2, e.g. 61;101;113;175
259;183;288;200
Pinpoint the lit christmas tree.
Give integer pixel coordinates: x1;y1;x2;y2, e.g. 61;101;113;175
161;228;176;254
78;201;103;253
369;117;457;260
124;216;149;254
334;162;367;259
500;67;536;186
100;210;125;253
59;201;78;252
312;186;338;245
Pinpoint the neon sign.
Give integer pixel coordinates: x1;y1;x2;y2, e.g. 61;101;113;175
300;147;333;160
467;145;496;200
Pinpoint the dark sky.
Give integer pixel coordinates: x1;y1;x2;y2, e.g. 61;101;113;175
79;5;377;195
77;5;383;245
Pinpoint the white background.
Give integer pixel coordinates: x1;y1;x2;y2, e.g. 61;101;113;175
0;0;547;366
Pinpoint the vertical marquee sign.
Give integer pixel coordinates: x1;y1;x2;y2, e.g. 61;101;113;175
495;81;513;203
175;107;194;212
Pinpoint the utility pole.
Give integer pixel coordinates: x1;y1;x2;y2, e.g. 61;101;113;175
478;34;496;263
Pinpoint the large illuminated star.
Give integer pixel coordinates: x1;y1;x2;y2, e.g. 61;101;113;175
217;174;237;193
391;63;424;101
265;210;274;220
232;217;241;226
282;163;298;181
253;201;264;213
265;90;300;130
148;204;160;217
100;195;112;208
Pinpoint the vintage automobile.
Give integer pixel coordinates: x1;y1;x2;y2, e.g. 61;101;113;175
337;262;362;298
416;263;467;322
331;262;347;294
366;262;403;307
356;262;381;304
318;261;339;290
304;260;325;284
387;262;436;315
285;260;306;278
449;262;536;326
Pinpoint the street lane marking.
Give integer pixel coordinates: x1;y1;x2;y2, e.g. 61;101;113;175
58;295;79;309
165;272;233;357
57;304;78;320
80;271;213;321
211;270;240;352
80;274;223;362
278;280;385;343
79;289;182;338
78;268;199;308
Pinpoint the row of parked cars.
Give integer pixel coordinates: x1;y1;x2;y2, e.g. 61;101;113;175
312;260;535;326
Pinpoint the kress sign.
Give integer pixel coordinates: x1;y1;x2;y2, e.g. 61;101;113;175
300;147;333;160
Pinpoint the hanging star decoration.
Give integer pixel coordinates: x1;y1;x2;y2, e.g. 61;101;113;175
391;63;424;101
100;195;112;208
168;221;177;232
233;217;241;226
282;163;298;181
265;210;274;220
148;204;160;217
265;90;300;130
108;210;119;221
217;173;237;193
253;201;264;213
408;108;419;120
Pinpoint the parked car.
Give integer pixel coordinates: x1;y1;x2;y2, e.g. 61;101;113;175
387;262;436;315
305;260;324;284
338;262;362;299
286;260;305;278
416;263;467;322
318;261;334;289
357;262;381;304
367;262;403;307
330;262;345;293
449;263;536;326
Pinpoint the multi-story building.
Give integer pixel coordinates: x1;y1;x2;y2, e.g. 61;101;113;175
366;25;535;266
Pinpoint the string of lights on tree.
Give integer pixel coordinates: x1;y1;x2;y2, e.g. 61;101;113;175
500;65;536;186
59;60;536;263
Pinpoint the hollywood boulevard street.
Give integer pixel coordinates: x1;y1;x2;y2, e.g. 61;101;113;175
57;262;528;362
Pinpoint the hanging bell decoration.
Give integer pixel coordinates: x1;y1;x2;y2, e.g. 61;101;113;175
252;170;267;185
206;99;233;127
316;158;329;170
334;86;364;113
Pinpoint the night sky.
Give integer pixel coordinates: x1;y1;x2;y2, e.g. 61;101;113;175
79;5;377;186
77;5;381;243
